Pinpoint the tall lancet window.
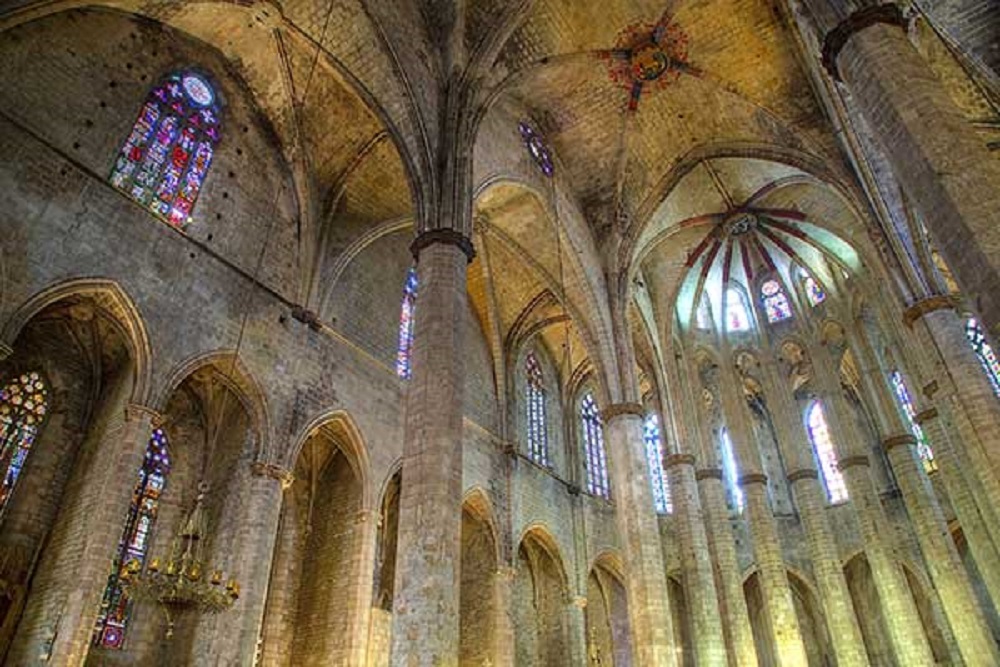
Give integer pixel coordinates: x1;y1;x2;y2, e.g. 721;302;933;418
695;294;712;330
525;351;548;465
890;372;937;473
581;392;610;498
0;371;48;512
110;72;221;227
396;267;419;379
719;428;744;513
803;274;826;306
725;288;751;332
643;414;672;514
806;401;848;503
966;318;1000;397
761;279;792;323
93;428;171;649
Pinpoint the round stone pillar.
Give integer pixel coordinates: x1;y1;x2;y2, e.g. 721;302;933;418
390;230;473;667
601;403;679;667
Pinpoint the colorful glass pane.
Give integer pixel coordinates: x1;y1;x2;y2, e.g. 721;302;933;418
581;393;610;498
966;318;1000;397
719;429;744;513
804;275;826;306
110;72;221;228
725;288;751;332
806;402;848;503
93;428;171;650
518;122;554;177
761;279;793;323
525;352;548;465
643;414;672;514
396;268;418;379
0;372;48;512
890;372;937;473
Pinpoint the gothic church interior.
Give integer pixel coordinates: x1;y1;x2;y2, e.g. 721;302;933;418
1;0;1000;665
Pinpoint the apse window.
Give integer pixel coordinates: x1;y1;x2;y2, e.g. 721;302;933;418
890;372;937;473
719;428;744;513
110;71;221;228
396;267;418;379
0;371;48;513
93;428;171;649
725;288;751;332
806;401;848;503
581;392;610;498
525;351;549;466
761;279;793;323
643;414;672;514
803;275;826;307
966;318;1000;397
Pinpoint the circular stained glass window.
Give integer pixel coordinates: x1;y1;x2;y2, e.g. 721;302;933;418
182;74;214;107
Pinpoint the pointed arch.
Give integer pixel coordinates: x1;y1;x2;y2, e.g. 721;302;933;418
285;409;373;510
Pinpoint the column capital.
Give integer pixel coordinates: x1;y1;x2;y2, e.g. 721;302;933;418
600;402;644;423
901;295;959;328
914;407;939;426
738;472;768;487
695;467;723;481
251;461;295;489
355;508;379;525
837;454;870;471
821;3;907;81
664;453;696;469
410;229;475;263
125;403;162;425
882;433;917;452
0;341;12;361
787;468;819;483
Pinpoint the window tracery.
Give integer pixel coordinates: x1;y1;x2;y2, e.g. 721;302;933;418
93;428;171;649
396;267;418;379
643;414;672;514
0;371;48;512
761;279;792;323
581;393;610;498
806;401;848;503
525;352;548;465
110;72;221;227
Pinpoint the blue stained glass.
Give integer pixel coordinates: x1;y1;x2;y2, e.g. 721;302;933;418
581;393;610;498
525;352;548;465
804;275;826;306
518;122;554;177
397;268;419;379
0;372;48;513
966;318;1000;397
890;372;937;473
643;414;672;514
761;279;793;323
110;72;221;228
93;428;171;650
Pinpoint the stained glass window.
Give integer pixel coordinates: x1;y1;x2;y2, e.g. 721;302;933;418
966;318;1000;397
890;372;937;473
110;72;221;227
725;288;751;332
695;294;712;330
643;414;672;514
396;267;418;379
719;428;744;513
803;275;826;306
518;122;554;177
581;393;610;498
806;401;848;503
93;428;171;649
0;372;48;512
525;352;549;465
761;279;793;323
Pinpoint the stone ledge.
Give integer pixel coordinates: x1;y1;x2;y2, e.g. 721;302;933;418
251;461;295;489
664;453;696;469
600;402;644;422
914;408;938;426
695;467;723;481
837;454;870;471
738;472;768;486
410;228;475;263
787;468;819;483
902;295;959;328
882;433;917;451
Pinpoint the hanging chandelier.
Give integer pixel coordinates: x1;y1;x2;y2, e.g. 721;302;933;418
121;484;239;638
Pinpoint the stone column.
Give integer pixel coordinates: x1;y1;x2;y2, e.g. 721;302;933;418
349;509;380;666
915;408;1000;614
816;2;1000;333
718;371;807;667
9;402;155;665
258;492;301;667
493;566;516;667
665;453;727;667
195;462;290;666
390;231;473;667
567;595;588;666
601;404;678;666
812;345;936;664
